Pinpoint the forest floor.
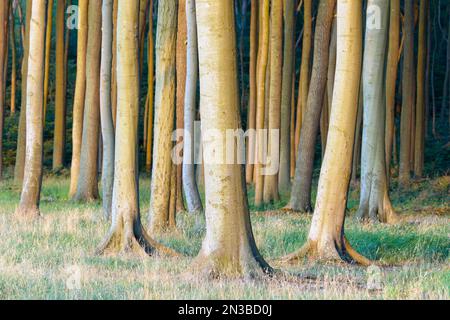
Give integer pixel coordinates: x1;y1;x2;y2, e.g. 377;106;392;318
0;175;448;300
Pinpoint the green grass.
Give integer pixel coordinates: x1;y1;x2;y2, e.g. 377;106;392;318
0;176;448;300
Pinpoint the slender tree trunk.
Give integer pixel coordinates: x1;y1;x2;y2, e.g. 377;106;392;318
43;0;53;118
294;0;312;158
111;0;118;127
278;0;294;192
53;0;66;170
148;0;177;233
74;0;102;201
9;8;16;115
145;0;154;172
282;0;370;266
176;0;187;213
254;0;269;207
385;0;400;178
192;0;272;277
69;0;88;197
288;0;336;213
351;84;363;185
14;0;31;185
0;0;9;181
100;0;115;219
139;0;149;76
17;0;46;218
356;0;398;224
262;0;282;203
245;0;257;184
183;0;203;213
97;0;176;257
414;0;427;178
399;0;415;186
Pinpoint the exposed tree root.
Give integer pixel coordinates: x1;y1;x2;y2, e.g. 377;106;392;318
277;239;373;267
14;207;42;221
96;224;179;257
187;252;274;281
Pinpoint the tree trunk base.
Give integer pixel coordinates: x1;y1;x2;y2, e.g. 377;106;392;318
188;252;273;280
356;197;400;225
14;207;41;221
278;239;372;267
96;223;179;257
282;203;313;214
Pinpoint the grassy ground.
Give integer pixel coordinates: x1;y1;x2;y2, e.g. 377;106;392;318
0;175;448;300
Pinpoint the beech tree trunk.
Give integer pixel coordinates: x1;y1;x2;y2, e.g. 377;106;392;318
288;0;336;213
282;0;370;266
245;0;257;184
356;0;398;224
17;0;46;217
9;7;16;115
69;0;88;197
100;0;115;219
74;0;102;201
148;0;177;233
0;0;9;181
262;0;282;203
145;0;154;172
294;0;312;158
193;0;272;277
182;0;203;213
254;0;269;207
176;0;186;213
53;0;66;170
399;0;415;187
97;0;176;257
278;0;294;192
414;0;427;178
385;0;400;178
14;0;31;185
43;0;53;118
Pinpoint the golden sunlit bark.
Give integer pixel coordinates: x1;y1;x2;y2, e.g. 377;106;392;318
53;0;66;170
148;0;177;233
0;0;9;180
192;0;272;278
16;0;46;218
282;0;370;266
69;0;88;197
254;0;269;207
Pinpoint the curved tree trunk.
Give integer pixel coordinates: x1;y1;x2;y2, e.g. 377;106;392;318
16;0;46;218
385;0;400;178
0;0;9;181
254;0;269;207
294;0;312;158
69;0;88;197
414;0;427;178
74;0;102;202
282;0;370;266
53;0;66;170
148;0;177;233
182;0;203;213
245;0;257;184
288;0;336;213
14;0;31;185
100;0;115;219
356;0;398;224
97;0;176;257
399;0;415;187
192;0;272;278
278;0;294;193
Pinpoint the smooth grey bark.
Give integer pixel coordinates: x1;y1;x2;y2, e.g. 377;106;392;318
278;0;295;193
182;0;203;213
100;0;115;219
288;0;336;212
356;0;397;224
